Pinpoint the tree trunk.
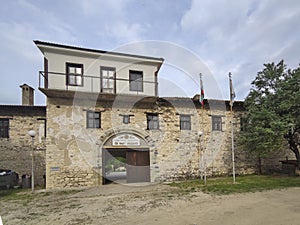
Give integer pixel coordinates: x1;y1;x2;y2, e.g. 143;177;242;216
288;138;300;169
258;156;262;175
294;149;300;169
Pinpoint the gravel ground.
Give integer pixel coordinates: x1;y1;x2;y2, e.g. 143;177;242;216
0;184;299;225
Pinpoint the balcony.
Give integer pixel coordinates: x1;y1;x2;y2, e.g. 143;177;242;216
38;71;158;100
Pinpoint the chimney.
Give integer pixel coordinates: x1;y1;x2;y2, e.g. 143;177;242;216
20;84;34;106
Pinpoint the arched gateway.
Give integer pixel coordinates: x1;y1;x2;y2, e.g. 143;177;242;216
102;131;150;184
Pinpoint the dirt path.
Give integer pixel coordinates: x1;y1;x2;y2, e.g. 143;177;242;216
1;184;300;225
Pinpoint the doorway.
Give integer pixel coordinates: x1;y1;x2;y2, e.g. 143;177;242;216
126;149;150;183
102;148;150;184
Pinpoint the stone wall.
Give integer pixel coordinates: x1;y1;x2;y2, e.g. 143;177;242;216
0;111;46;186
45;95;295;189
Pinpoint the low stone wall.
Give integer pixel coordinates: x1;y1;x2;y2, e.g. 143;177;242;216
0;141;45;186
47;167;100;188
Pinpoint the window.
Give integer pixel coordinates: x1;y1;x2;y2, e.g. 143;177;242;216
147;113;159;130
212;116;222;131
101;67;116;93
180;115;191;130
123;115;130;124
120;114;133;124
86;111;100;128
240;117;247;131
37;118;47;138
129;70;143;92
66;63;83;86
0;119;9;138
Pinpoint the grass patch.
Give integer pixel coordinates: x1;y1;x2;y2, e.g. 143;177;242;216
0;188;82;202
52;189;83;196
169;175;300;195
0;188;34;201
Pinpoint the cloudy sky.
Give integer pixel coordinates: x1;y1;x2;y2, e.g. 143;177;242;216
0;0;299;105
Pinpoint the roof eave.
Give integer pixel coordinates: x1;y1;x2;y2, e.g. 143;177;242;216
33;40;164;64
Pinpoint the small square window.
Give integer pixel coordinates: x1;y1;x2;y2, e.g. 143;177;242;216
212;116;222;131
129;70;143;92
147;113;159;130
0;118;9;138
180;115;191;130
87;111;101;128
123;115;130;124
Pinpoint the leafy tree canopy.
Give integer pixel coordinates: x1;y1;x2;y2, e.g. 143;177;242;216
240;60;300;166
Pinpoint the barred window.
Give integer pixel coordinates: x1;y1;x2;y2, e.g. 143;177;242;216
87;111;101;128
123;115;130;124
0;119;9;138
180;115;191;130
147;113;159;130
212;116;222;131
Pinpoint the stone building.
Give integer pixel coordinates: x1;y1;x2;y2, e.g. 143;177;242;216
33;41;290;189
0;84;46;186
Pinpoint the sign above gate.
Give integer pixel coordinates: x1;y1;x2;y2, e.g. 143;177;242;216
112;134;140;146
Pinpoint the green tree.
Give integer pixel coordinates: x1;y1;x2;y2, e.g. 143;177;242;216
276;64;300;165
239;60;300;172
105;157;126;172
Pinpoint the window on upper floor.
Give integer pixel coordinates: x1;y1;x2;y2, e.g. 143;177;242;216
86;111;101;128
212;116;222;131
0;118;9;138
101;67;116;93
147;113;159;130
66;63;83;86
180;115;191;130
129;70;143;92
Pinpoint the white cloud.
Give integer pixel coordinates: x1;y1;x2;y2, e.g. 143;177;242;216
0;22;38;62
73;0;128;17
101;22;144;43
70;0;146;45
0;1;78;47
180;0;300;100
181;1;252;38
114;41;224;99
1;0;299;104
0;0;79;104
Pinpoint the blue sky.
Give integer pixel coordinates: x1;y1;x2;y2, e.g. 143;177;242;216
0;0;300;105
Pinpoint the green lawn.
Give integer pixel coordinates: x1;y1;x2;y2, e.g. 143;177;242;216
0;188;36;201
1;175;299;200
169;175;300;195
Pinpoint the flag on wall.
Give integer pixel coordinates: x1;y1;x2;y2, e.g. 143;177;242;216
200;73;205;106
229;72;236;107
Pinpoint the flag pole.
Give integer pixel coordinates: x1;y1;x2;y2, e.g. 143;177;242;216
198;73;202;180
229;72;236;184
199;73;206;185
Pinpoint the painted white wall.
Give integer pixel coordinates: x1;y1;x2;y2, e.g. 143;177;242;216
43;50;161;96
